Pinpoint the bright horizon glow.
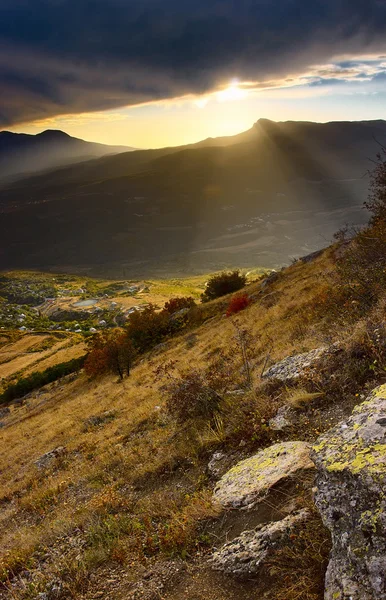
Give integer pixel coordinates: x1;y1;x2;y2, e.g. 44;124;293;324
7;54;386;149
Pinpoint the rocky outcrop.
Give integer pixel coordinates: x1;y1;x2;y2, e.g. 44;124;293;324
312;384;386;600
262;347;329;381
211;509;310;576
214;441;314;510
35;446;66;470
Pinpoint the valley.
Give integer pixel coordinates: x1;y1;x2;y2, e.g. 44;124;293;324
0;119;382;277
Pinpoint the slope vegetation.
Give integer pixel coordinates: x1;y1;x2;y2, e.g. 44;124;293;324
1;233;386;599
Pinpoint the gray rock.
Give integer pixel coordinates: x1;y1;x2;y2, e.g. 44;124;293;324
262;346;333;381
35;446;66;470
0;406;10;418
170;307;190;321
268;405;295;431
311;384;386;600
260;271;279;290
208;452;227;477
83;410;116;429
211;509;310;576
214;441;314;510
299;249;324;264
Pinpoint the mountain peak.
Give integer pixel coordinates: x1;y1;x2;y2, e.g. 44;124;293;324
37;129;72;140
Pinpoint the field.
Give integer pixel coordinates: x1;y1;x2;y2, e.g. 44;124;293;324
0;333;84;389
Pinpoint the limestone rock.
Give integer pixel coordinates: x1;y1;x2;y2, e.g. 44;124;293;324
214;441;314;509
208;452;227;477
268;405;295;431
311;384;386;600
262;347;329;381
211;509;310;577
35;446;66;470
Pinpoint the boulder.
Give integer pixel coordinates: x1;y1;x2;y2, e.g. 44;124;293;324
211;509;310;577
268;405;295;431
35;446;66;470
214;441;314;510
262;347;329;381
311;384;386;600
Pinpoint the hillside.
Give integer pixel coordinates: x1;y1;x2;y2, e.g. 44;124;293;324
0;269;236;393
0;130;135;181
1;119;386;276
1;225;386;599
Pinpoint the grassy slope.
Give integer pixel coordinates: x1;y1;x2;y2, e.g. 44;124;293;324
1;248;382;599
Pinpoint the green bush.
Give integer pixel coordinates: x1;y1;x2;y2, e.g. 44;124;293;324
201;270;246;302
126;305;170;353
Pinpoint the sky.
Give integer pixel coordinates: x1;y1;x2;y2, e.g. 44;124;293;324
2;0;386;148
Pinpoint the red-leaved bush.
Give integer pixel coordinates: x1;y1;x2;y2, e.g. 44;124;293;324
226;293;251;317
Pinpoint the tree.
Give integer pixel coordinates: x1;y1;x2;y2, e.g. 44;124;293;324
335;148;386;309
85;331;136;379
201;270;247;302
162;296;196;314
365;147;386;224
125;304;170;353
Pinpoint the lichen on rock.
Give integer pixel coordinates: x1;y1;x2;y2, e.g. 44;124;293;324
213;441;314;510
311;385;386;600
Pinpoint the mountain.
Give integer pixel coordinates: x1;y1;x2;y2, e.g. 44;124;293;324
1;118;386;276
0;129;135;180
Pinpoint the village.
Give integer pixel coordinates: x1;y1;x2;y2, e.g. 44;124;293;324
0;273;153;334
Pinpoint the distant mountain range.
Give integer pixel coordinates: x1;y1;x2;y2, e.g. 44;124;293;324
0;129;135;180
1;118;386;276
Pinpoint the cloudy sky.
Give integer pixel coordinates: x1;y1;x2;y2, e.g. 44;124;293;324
2;0;386;147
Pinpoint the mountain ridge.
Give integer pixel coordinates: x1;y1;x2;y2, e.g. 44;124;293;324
0;128;136;181
1;118;386;277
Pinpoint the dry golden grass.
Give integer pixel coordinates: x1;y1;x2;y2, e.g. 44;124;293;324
0;250;340;596
285;388;325;410
0;335;51;362
0;333;83;385
22;341;85;376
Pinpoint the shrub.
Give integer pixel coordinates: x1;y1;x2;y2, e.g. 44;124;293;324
201;270;246;302
163;297;196;314
85;330;136;379
157;350;243;424
226;293;251;316
156;361;224;424
164;370;222;423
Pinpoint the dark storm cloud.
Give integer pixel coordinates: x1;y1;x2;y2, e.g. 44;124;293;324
1;0;386;125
